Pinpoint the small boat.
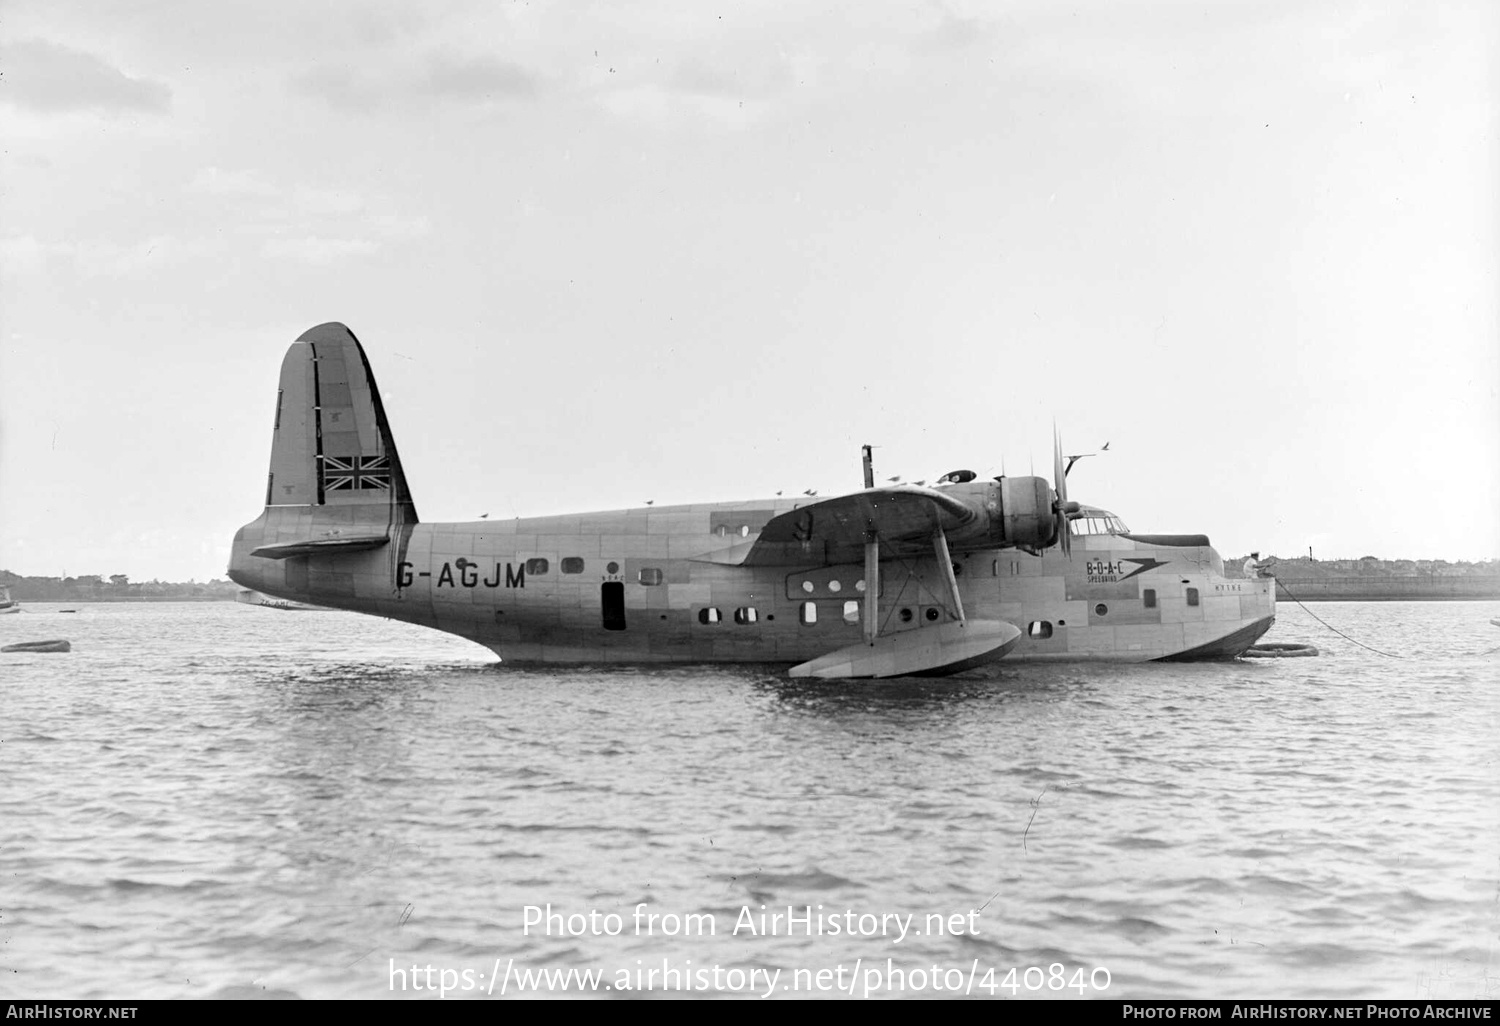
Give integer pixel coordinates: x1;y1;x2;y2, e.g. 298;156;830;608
1491;618;1500;628
2;639;71;653
0;586;19;614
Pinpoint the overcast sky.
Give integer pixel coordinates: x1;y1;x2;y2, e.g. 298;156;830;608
2;1;1496;582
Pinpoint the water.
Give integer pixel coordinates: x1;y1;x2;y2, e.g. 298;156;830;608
2;600;1496;1000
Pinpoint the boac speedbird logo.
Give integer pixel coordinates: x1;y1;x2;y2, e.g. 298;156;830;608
1085;558;1168;584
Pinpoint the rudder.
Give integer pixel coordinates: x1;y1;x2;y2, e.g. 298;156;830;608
265;322;418;523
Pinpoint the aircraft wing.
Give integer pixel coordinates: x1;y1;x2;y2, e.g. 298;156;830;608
731;486;977;567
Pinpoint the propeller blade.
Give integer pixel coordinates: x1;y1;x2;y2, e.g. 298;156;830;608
1053;426;1072;558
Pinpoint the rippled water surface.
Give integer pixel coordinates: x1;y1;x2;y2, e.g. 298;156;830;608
2;600;1497;1000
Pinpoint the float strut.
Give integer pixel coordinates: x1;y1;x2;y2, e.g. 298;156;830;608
932;526;965;623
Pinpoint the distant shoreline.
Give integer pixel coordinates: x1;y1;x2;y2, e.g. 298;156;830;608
0;573;239;603
10;596;235;603
1270;576;1500;602
12;588;1499;607
7;565;1498;606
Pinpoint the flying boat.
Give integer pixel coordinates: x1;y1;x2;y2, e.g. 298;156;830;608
227;324;1276;678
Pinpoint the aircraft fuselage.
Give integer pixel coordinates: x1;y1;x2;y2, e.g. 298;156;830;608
229;499;1275;664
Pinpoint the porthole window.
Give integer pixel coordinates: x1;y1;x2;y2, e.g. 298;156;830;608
843;600;860;624
1095;603;1108;616
638;568;663;586
1143;589;1156;608
525;558;549;575
606;561;620;575
734;607;758;625
854;580;866;592
801;580;815;593
828;580;842;593
1028;620;1053;639
899;607;914;623
698;607;721;625
800;602;817;625
561;557;585;574
924;607;941;622
1186;587;1200;607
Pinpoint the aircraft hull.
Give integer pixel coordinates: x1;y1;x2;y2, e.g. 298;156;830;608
229;505;1274;668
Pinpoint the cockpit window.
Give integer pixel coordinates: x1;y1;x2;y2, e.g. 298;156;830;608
1068;512;1129;536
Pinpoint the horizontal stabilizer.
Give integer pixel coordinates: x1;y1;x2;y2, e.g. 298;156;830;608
789;619;1021;679
249;535;390;560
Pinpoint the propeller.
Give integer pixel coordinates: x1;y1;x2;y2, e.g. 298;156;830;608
1052;427;1080;557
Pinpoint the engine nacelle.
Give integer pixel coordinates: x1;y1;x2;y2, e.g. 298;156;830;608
993;475;1059;549
943;476;1059;551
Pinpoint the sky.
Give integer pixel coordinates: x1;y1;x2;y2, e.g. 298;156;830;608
1;0;1496;582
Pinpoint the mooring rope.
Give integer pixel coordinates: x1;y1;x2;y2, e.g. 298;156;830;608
1274;578;1500;658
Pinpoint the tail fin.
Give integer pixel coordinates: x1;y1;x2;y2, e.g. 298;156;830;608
264;322;418;523
228;323;417;599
